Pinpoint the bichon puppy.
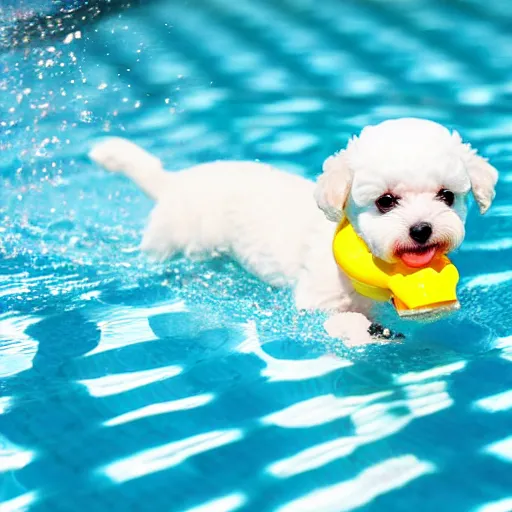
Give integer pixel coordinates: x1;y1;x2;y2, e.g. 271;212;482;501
90;118;498;345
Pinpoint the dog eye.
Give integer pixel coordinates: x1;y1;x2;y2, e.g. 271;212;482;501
375;193;398;213
436;189;455;207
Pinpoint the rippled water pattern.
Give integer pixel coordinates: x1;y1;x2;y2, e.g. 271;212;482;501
1;0;512;510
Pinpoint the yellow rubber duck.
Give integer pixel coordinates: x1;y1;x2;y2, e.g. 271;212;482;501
333;219;460;319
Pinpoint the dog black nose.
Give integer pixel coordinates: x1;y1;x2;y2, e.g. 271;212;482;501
409;222;432;244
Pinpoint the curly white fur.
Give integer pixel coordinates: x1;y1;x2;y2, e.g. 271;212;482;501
90;118;498;346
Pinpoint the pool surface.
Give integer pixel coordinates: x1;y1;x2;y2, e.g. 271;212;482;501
1;0;512;510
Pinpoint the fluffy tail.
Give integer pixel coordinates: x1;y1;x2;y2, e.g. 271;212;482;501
89;137;169;201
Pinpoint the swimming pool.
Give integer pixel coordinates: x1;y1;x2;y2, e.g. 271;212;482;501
1;0;512;510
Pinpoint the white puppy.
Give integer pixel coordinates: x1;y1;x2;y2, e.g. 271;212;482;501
90;118;498;345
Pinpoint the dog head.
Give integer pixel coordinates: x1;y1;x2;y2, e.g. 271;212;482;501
315;118;498;267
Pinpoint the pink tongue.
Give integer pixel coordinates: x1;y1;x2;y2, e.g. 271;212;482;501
400;247;436;268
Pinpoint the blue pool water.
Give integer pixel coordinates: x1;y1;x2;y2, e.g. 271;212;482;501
1;0;512;510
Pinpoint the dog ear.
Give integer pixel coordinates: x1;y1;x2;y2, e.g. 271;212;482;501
314;151;352;222
453;131;498;214
467;154;498;214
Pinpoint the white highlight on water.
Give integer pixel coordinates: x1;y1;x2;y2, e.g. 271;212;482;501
79;365;182;397
0;313;41;377
484;436;512;463
104;394;214;426
261;392;391;429
476;497;512;512
237;321;352;382
487;204;512;217
474;390;512;413
268;436;361;478
263;98;324;114
85;300;187;357
395;360;466;384
182;493;247;512
267;380;453;478
461;238;512;252
464;271;512;290
0;397;12;415
275;455;435;512
0;492;38;512
495;335;512;363
266;133;319;154
0;435;36;473
101;429;243;483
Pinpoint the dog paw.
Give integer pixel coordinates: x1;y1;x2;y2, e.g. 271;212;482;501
324;312;374;346
367;322;405;341
324;313;405;347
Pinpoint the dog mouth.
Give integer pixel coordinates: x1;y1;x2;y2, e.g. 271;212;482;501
396;244;443;268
